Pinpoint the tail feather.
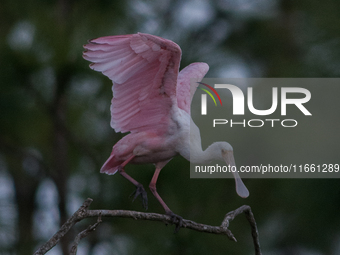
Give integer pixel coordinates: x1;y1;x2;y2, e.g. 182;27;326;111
100;152;123;175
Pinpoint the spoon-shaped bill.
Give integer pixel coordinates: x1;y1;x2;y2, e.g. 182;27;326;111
223;151;249;198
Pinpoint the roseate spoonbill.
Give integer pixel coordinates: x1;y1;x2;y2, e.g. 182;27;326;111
83;32;249;226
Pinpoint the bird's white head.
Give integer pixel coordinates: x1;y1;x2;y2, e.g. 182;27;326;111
219;142;235;165
208;141;234;164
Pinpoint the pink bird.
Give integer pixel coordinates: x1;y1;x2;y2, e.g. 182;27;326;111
83;33;249;228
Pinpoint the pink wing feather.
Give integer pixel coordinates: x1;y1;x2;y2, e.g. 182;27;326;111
83;33;181;134
176;62;209;114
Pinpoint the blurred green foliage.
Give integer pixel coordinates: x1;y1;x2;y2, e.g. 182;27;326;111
0;0;340;254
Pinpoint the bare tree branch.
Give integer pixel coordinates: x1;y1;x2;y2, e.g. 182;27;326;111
34;198;262;255
33;198;92;255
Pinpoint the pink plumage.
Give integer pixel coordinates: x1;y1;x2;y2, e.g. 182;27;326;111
84;33;180;134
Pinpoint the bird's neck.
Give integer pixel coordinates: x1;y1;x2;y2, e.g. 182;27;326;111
191;143;221;164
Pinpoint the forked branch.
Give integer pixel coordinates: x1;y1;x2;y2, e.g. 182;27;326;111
34;198;261;255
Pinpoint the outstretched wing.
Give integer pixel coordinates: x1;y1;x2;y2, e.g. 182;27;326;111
176;62;209;114
83;33;181;134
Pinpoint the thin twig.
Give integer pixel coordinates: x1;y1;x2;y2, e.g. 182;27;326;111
69;213;102;255
221;205;262;255
34;198;262;255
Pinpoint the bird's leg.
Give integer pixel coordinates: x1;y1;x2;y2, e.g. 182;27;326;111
149;162;183;233
117;155;148;210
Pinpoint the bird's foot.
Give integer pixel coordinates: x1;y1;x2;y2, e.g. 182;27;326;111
166;211;183;233
130;184;148;210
